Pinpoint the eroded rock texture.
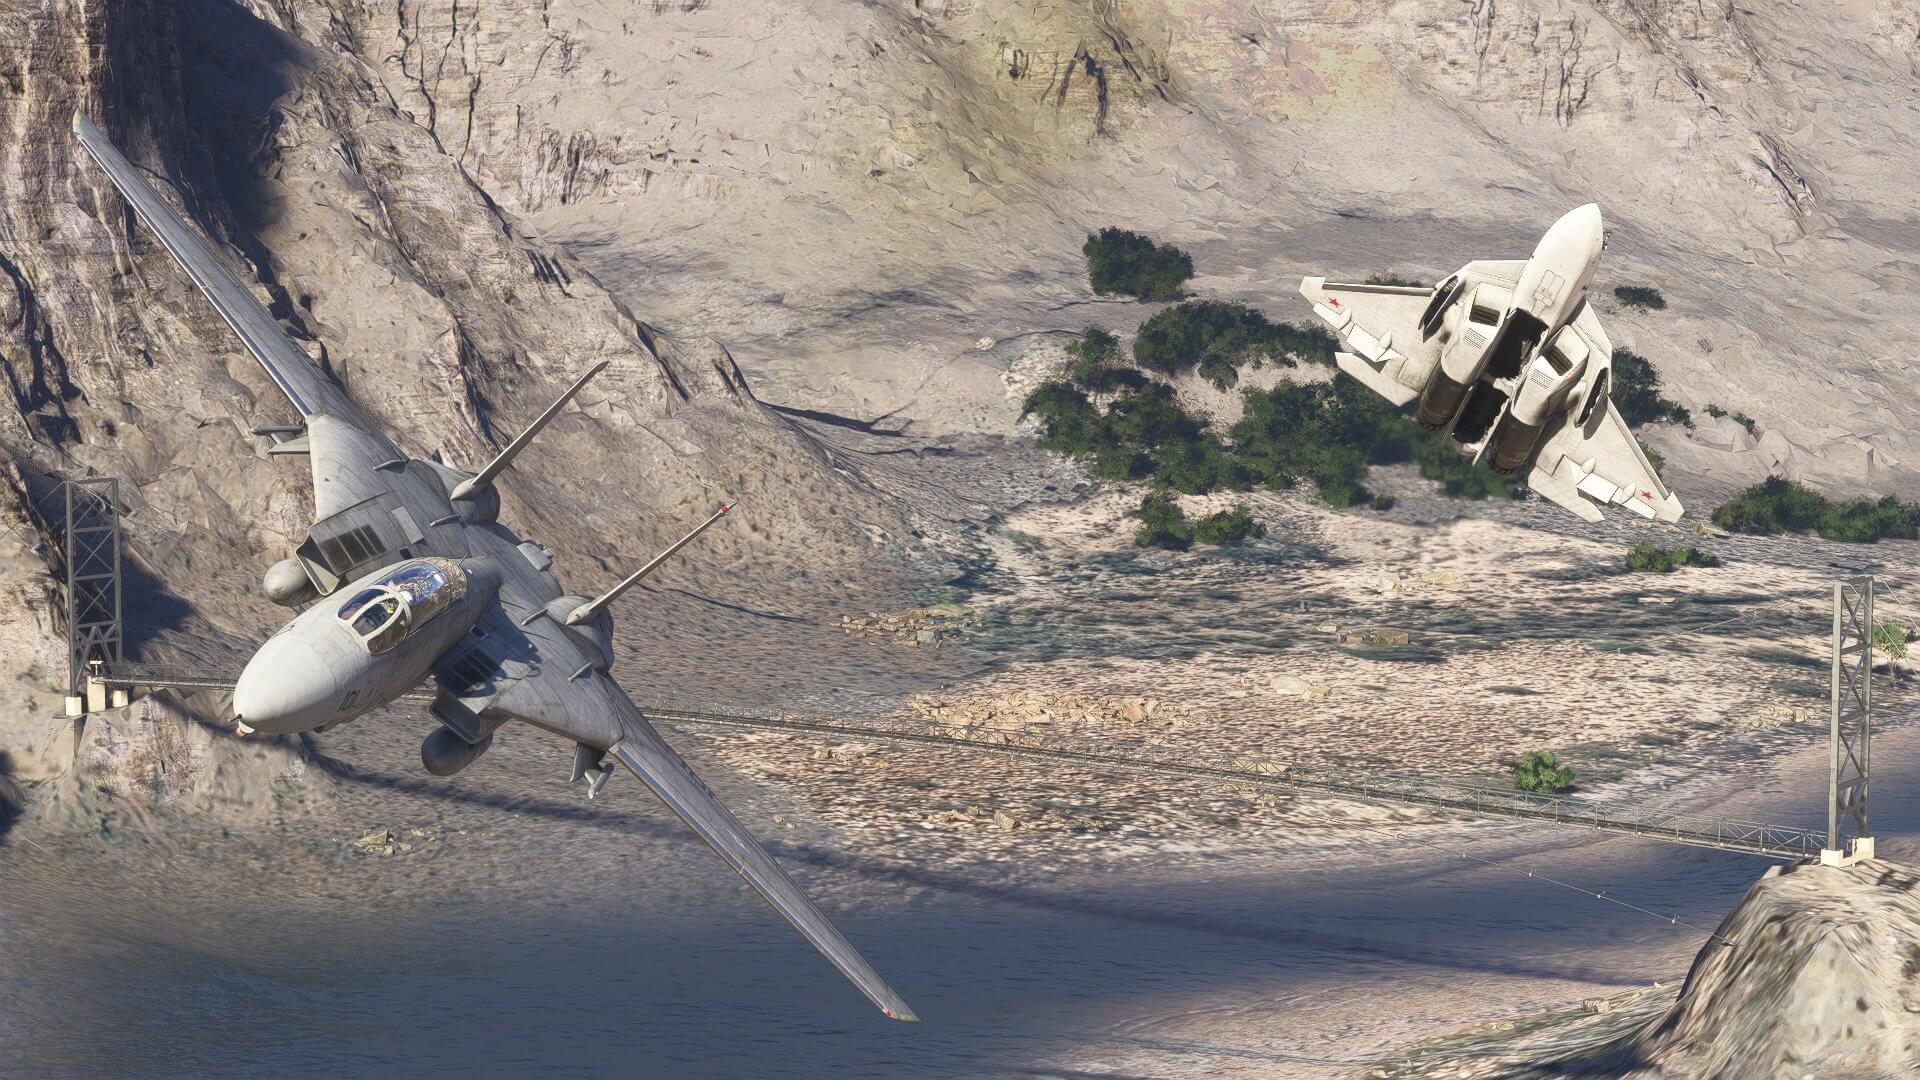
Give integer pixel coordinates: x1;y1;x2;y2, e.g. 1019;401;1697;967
0;0;919;682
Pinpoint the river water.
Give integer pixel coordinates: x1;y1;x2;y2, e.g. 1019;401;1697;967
5;711;1913;1079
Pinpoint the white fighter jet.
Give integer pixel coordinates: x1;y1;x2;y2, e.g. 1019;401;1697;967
72;113;916;1022
1300;205;1683;522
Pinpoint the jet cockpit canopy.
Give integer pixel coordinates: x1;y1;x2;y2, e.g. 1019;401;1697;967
336;557;468;654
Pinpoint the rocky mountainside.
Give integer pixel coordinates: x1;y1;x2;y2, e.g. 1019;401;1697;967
261;0;1918;503
0;0;934;681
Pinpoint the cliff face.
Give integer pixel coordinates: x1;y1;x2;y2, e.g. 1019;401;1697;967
0;0;922;676
260;0;1920;500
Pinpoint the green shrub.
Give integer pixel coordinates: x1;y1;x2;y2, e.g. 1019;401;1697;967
1231;381;1374;505
1150;434;1252;496
1610;348;1691;427
1371;495;1397;511
1132;492;1195;550
1712;477;1920;542
1872;620;1911;662
1712;477;1825;533
1066;326;1120;364
1625;542;1722;573
1512;751;1576;794
1704;404;1757;435
1021;381;1106;456
1642;444;1666;478
1074;364;1148;394
1092;444;1152;480
1196;355;1239;391
1614;285;1667;311
1102;383;1205;448
1066;326;1150;393
1084;228;1194;301
1364;273;1427;288
1231;375;1520;508
1818;497;1920;542
1194;505;1266;544
1133;300;1337;377
1412;435;1524;500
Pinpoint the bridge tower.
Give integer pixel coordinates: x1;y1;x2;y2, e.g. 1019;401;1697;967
53;477;125;716
1823;576;1874;865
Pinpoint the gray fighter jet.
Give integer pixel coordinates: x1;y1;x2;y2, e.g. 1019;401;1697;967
1300;205;1683;522
72;113;916;1022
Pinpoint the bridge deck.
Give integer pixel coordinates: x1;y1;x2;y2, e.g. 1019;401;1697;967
99;663;1825;861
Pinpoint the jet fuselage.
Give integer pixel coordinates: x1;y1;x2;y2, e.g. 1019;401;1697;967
232;554;498;735
1415;204;1609;471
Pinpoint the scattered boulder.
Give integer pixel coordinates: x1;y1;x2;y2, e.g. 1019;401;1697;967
908;690;1171;734
841;606;979;647
1341;628;1412;646
921;803;1109;833
1266;673;1331;700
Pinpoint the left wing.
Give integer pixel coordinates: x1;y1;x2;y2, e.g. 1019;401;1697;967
1525;300;1681;522
1299;278;1438;405
451;606;917;1022
607;703;919;1022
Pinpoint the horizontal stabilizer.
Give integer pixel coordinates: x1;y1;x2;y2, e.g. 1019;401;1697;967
1334;351;1421;407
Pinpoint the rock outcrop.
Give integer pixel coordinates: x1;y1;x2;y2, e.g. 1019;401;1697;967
1375;859;1920;1078
1614;859;1920;1077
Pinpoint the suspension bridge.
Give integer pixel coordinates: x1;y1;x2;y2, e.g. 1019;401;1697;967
29;478;1883;868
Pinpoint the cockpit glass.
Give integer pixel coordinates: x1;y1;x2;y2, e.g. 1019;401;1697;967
351;596;401;637
335;558;468;653
337;588;385;620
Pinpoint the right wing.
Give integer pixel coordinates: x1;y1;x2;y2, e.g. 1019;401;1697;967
1299;278;1437;405
72;113;357;421
71;113;404;522
1524;299;1681;522
1528;399;1683;522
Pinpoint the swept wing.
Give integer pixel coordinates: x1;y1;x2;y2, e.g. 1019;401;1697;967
71;112;407;523
436;595;918;1022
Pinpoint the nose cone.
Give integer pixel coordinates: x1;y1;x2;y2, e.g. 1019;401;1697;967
232;633;342;734
1555;202;1605;255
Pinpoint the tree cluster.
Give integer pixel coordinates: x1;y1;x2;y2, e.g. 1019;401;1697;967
1083;228;1195;301
1712;477;1920;542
